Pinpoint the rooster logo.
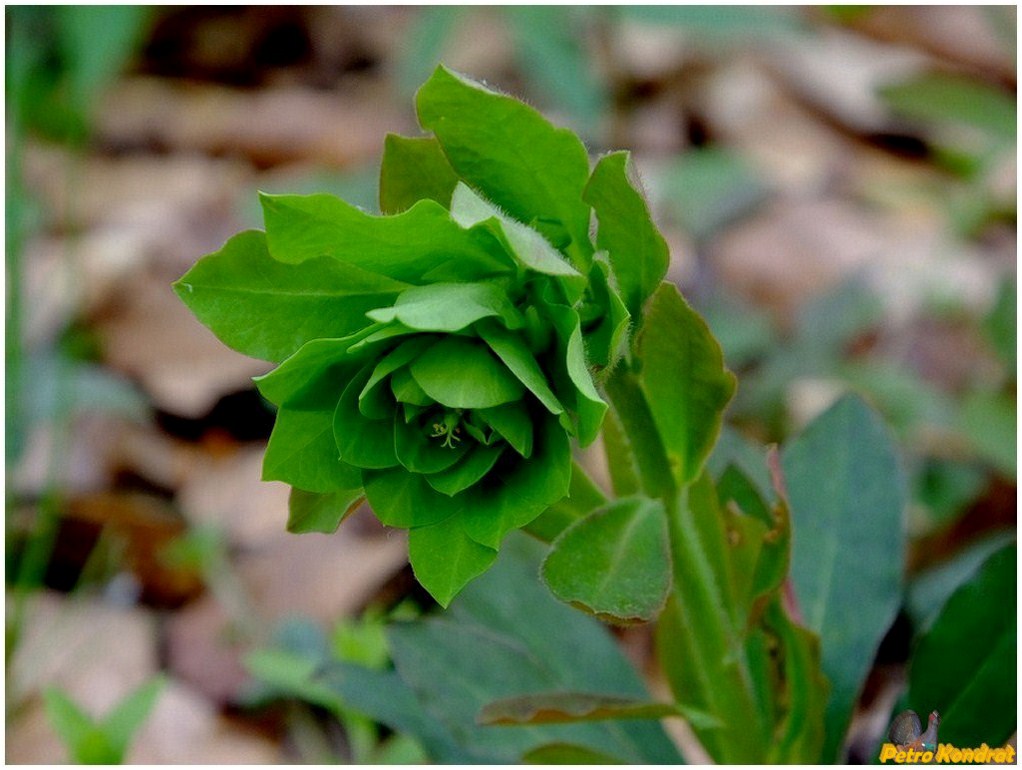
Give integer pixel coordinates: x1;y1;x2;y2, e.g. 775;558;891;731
888;709;941;753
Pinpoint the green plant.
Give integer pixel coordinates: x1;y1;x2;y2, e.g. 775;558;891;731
43;677;164;764
175;66;1015;763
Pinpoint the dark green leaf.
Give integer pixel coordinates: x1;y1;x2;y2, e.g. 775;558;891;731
411;337;524;409
425;443;505;497
782;394;905;762
541;497;671;624
459;414;571;549
584;152;669;322
905;545;1016;747
478;401;533;458
360;337;435;418
417;66;593;270
407;514;498;607
379;133;460;214
334;368;400;469
264;406;362;493
637;283;736;486
260;193;513;282
173;230;407;363
363;467;463;530
386;537;683;762
479;692;680;725
287;488;364;534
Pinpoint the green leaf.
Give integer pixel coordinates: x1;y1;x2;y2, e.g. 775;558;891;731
523;743;627;764
546;304;607;447
581;258;631;371
478;401;533;458
407;514;498;607
459;414;571;549
879;73;1016;140
601;407;641;498
905;530;1015;632
264;406;363;493
100;677;165;759
584;152;669;323
782;394;905;762
386;537;684;762
417;66;593;270
637;283;736;486
260;194;513;282
367;282;521;332
449;184;583;282
245;648;346;713
363;467;463;529
959;389;1016;478
479;692;680;725
334;368;400;469
477;320;565;417
173;230;407;363
43;689;111;764
983;277;1015;369
287;488;364;534
904;544;1016;748
255;333;373;407
541;497;671;624
379;134;460;214
526;460;609;543
425;443;505;497
410;336;524;409
360;337;436;418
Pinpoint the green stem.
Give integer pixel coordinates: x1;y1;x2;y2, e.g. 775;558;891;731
604;366;766;763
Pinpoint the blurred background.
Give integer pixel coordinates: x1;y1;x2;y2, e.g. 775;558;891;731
5;6;1016;763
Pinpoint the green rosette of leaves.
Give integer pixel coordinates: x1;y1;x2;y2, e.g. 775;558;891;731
174;66;667;605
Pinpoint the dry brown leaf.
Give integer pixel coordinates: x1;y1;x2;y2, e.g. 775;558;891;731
93;269;269;418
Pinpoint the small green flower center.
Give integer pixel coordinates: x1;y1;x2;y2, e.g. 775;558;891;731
430;412;463;448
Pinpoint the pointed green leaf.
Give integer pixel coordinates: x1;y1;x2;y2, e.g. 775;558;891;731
425;443;505;497
449;184;583;283
172;230;408;363
526;461;609;543
782;394;905;762
582;257;631;371
478;401;533;458
904;544;1015;748
477;320;564;417
264;405;363;493
254;333;370;407
101;677;165;758
260;193;513;282
637;283;736;485
390;367;433;406
359;337;435;418
542;497;670;625
364;467;464;529
367;282;522;332
546;304;607;447
479;692;680;725
411;337;524;409
407;514;498;607
333;368;399;469
287;488;364;534
379;133;459;214
417;66;593;269
584;152;669;323
43;689;110;764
